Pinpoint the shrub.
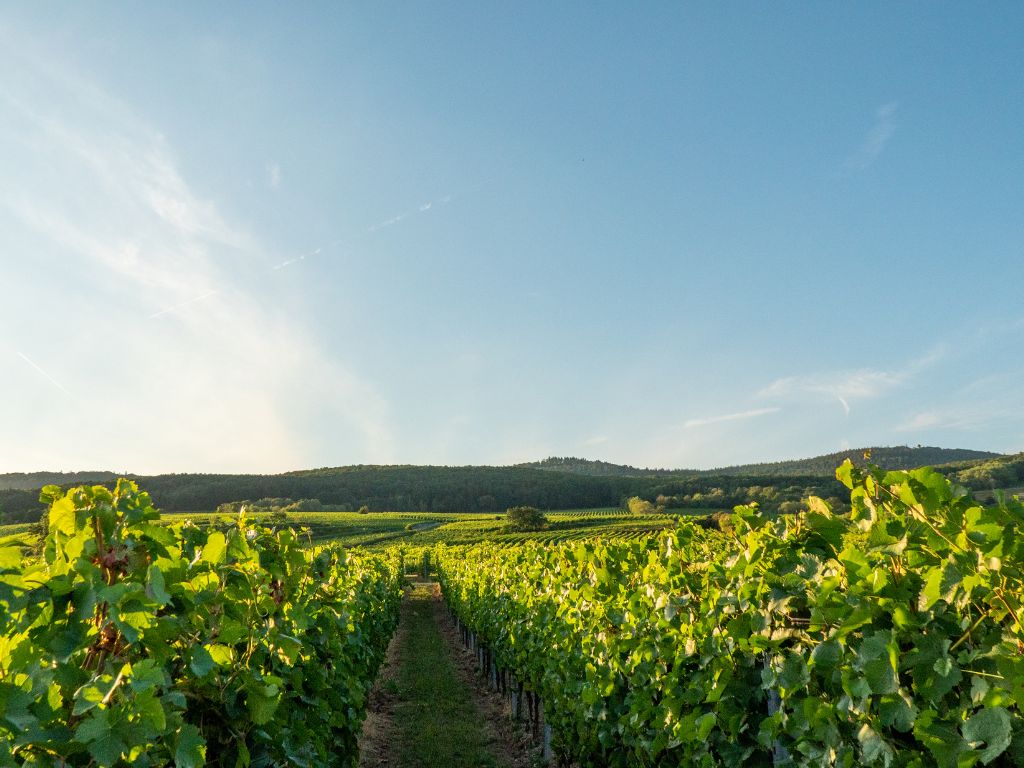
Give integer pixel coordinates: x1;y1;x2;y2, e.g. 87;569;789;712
504;505;547;531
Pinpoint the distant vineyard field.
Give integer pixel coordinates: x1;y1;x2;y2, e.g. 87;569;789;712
0;506;713;551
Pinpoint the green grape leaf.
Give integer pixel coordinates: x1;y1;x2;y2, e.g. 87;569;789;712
129;659;166;693
878;690;918;732
88;734;128;766
207;643;234;666
72;676;114;716
134;690;167;732
48;495;77;535
247;686;280;725
857;724;894;766
858;632;898;695
201;532;227;564
914;709;965;768
146;563;171;605
175;723;207;768
74;708;111;743
810;638;842;671
189;646;216;677
962;707;1011;765
918;562;962;611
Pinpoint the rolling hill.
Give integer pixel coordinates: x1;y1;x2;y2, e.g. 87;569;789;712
0;445;1012;526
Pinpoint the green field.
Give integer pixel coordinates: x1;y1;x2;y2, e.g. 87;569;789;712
3;466;1023;767
0;507;707;551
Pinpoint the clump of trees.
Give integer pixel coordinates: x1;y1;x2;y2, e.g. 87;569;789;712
504;505;548;531
215;497;355;516
953;452;1024;490
625;496;661;515
649;483;845;516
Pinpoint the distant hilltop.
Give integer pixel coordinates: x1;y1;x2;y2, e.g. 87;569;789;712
517;446;1002;478
514;457;675;477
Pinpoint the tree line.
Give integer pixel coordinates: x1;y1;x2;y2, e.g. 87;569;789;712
2;450;1019;526
0;464;852;525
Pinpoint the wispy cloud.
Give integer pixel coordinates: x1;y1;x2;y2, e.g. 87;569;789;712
759;369;903;412
757;348;943;415
893;369;1024;434
266;161;281;189
894;407;1017;433
844;101;898;171
896;411;947;431
0;32;393;472
582;435;609;446
683;407;780;430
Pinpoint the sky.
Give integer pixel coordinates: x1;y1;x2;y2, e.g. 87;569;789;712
1;3;1022;474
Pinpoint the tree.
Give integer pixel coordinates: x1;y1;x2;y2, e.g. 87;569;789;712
504;505;547;531
626;496;658;515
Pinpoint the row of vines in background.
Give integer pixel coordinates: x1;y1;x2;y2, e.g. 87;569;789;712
436;462;1024;767
0;480;403;767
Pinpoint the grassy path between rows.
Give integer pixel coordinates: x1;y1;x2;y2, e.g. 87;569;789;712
359;582;527;768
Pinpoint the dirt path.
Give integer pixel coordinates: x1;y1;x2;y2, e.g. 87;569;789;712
358;582;535;768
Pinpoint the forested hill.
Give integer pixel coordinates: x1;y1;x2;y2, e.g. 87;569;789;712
0;465;660;523
699;446;1001;477
515;457;676;477
518;446;1001;479
0;471;121;491
0;448;995;493
0;446;1013;526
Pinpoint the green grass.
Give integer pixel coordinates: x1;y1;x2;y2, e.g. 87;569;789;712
387;582;505;767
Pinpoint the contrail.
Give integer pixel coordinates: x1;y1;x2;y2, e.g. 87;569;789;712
366;188;463;234
17;351;72;396
148;289;219;319
271;189;458;267
272;246;321;271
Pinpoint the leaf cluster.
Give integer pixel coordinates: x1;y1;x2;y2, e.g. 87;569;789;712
0;480;402;767
436;462;1024;766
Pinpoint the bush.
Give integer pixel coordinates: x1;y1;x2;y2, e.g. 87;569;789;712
504;505;547;531
625;496;659;515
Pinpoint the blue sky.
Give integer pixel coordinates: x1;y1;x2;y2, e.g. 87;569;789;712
1;4;1022;473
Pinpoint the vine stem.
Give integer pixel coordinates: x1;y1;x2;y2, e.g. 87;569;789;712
961;669;1004;679
101;667;126;705
994;586;1022;632
949;612;988;652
